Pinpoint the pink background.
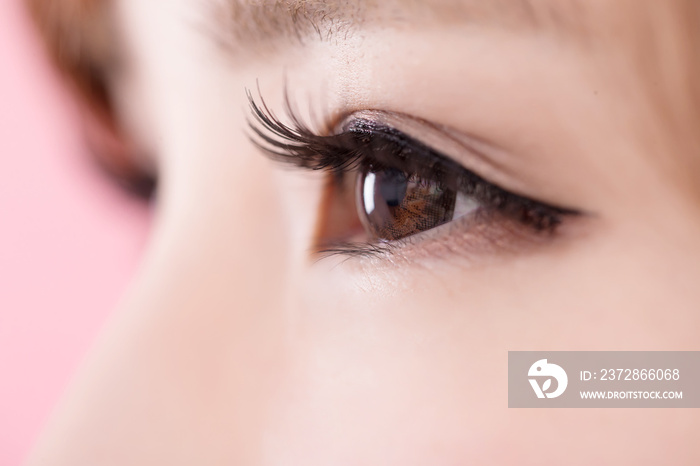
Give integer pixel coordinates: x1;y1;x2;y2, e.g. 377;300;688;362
0;1;151;464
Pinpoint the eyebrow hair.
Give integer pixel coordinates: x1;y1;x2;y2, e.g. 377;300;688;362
206;0;588;54
206;0;370;51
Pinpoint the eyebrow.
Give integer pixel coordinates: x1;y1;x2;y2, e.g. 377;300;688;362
206;0;588;54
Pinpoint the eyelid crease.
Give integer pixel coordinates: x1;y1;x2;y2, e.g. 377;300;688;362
246;86;496;180
246;87;578;199
338;109;512;175
247;86;538;203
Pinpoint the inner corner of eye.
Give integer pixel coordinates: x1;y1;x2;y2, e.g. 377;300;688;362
314;170;365;248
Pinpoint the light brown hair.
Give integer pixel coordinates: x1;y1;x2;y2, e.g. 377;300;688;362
27;0;154;196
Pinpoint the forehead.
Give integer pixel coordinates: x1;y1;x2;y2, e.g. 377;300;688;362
206;0;597;51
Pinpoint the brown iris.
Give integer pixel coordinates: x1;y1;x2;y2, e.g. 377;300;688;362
357;165;457;241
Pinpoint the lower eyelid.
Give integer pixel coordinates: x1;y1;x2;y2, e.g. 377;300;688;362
317;206;581;268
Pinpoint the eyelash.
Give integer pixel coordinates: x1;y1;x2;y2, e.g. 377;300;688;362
246;88;580;256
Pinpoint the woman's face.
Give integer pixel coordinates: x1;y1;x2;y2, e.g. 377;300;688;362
33;0;700;464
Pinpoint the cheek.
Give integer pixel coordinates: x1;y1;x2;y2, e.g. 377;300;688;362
259;273;483;462
259;262;526;461
131;99;700;462
250;218;700;463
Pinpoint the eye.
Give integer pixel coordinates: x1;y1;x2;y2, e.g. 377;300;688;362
357;163;479;242
246;89;581;258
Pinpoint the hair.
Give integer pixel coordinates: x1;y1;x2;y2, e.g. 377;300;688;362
27;0;155;197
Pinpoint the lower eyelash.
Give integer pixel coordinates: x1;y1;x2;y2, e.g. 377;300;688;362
315;208;571;263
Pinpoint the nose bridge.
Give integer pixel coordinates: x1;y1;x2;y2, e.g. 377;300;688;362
145;141;293;367
147;140;289;316
32;146;299;463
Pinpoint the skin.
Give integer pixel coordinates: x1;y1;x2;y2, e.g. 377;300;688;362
28;0;700;464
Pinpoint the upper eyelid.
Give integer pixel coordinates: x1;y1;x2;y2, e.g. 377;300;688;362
336;109;511;174
337;116;585;219
344;122;472;188
247;94;538;204
334;109;538;201
246;89;582;220
246;85;500;174
246;87;480;175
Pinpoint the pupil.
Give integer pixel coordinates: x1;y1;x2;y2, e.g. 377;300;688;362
378;169;408;207
357;164;457;241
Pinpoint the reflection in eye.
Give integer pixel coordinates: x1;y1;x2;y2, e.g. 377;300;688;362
246;89;580;256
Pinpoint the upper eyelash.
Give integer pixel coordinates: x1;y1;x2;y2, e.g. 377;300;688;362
246;87;580;232
246;87;365;172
